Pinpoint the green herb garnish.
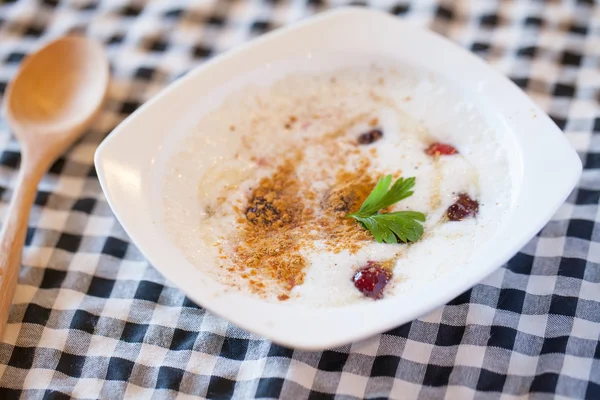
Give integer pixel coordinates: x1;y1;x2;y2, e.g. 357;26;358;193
347;175;426;244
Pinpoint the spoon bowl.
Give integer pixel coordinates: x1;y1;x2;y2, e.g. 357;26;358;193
5;36;109;154
0;35;109;340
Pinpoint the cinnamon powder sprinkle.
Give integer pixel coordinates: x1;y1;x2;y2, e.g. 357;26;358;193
229;125;381;297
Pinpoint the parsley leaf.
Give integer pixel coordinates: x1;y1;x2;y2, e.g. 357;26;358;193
347;175;426;244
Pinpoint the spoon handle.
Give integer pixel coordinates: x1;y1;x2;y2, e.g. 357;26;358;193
0;153;46;340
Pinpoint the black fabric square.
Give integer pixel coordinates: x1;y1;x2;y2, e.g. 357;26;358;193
558;257;587;280
0;151;20;168
524;16;543;27
149;39;168;52
561;51;582;66
256;377;284;398
25;26;44;37
156;366;185;391
87;276;116;298
56;233;82;252
435;324;465;346
307;391;331;400
511;77;529;89
8;346;35;369
586;153;600;169
530;372;559;393
423;364;452;387
49;157;65;174
70;309;100;334
80;1;98;11
107;34;124;45
386;321;412;338
23;304;51;325
207;376;236;399
35;190;50;206
540;336;569;354
497;288;526;314
586;382;600;399
122;5;142;17
480;14;499;27
120;101;140;115
267;343;293;358
447;289;472;306
42;391;71;400
6;52;24;63
206;15;225;26
220;337;249;360
193;44;212;59
72;198;96;213
550;115;566;130
170;328;199;351
553;83;575;97
120;321;149;343
471;42;490;53
251;20;271;33
307;0;325;6
42;0;59;7
134;280;163;303
576;189;600;205
39;268;66;289
517;46;537;57
135;66;155;80
436;5;454;20
568;24;587;35
182;296;201;309
0;388;21;400
371;355;400;377
317;350;348;372
102;236;128;259
25;226;34;246
476;369;506;392
487;326;517;350
390;4;409;15
164;8;183;18
0;81;6;95
106;357;135;381
566;219;594;239
56;352;86;378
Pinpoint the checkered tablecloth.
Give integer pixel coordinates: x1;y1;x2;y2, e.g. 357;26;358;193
0;0;599;398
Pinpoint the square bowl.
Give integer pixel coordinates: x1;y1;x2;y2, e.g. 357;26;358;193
95;7;581;349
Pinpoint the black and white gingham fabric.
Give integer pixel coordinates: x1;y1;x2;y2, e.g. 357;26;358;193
0;0;599;398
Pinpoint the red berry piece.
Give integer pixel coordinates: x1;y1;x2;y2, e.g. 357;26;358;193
357;129;383;145
425;142;458;156
352;261;392;300
447;193;479;221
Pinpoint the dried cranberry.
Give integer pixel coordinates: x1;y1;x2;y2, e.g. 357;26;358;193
358;129;383;145
447;193;479;221
425;142;458;156
352;261;391;299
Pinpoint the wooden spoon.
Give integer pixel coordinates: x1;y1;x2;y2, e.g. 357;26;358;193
0;36;109;339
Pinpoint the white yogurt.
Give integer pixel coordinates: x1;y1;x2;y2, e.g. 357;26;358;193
161;56;515;307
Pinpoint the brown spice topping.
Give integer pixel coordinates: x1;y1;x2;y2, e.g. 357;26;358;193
227;115;386;297
235;156;306;293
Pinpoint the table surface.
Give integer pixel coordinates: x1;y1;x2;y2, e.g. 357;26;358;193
0;0;599;399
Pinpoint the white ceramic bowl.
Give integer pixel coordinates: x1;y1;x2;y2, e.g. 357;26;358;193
95;7;581;349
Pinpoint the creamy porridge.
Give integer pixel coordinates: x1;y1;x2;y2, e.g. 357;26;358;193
162;60;514;307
